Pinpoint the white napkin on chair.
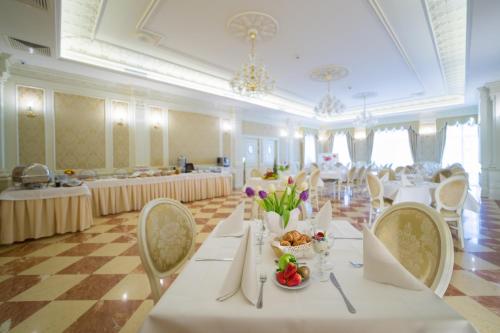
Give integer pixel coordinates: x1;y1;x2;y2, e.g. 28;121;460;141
215;202;245;237
401;174;413;187
379;173;389;182
264;209;299;235
217;225;258;304
363;226;424;290
313;201;332;231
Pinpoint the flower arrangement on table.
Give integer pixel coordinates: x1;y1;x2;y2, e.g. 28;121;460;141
245;176;309;229
323;155;332;162
262;170;279;180
278;162;290;173
64;169;75;176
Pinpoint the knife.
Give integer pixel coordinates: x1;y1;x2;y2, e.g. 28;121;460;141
330;272;356;314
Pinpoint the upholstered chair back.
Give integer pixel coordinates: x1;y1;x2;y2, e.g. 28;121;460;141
347;167;357;182
295;170;307;187
310;169;321;188
435;176;468;213
395;166;404;174
366;173;382;201
373;202;454;297
138;198;196;302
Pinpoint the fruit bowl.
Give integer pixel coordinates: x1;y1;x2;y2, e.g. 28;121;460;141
272;271;311;290
273;254;311;290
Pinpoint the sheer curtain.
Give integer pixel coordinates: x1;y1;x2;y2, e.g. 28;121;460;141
408;126;418;163
303;134;317;167
442;122;480;185
371;128;414;167
332;133;351;165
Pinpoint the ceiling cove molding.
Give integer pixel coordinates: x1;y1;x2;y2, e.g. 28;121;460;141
423;0;467;95
59;0;314;118
368;0;426;92
135;0;164;45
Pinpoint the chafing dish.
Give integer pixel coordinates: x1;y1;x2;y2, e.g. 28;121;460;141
12;163;52;188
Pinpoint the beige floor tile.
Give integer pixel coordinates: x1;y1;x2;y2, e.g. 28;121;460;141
195;213;213;218
83;224;115;233
454;252;499;270
444;296;500;333
195;232;210;243
10;300;95;333
0;257;16;265
12;274;87;301
30;233;74;244
195;225;204;233
27;243;77;257
451;270;500;296
19;256;82;275
0;275;11;283
89;243;133;256
122;219;138;226
84;232;124;244
102;274;151;300
94;256;141;274
119;300;154;333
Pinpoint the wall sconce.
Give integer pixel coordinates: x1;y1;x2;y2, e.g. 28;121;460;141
150;111;162;129
26;105;36;118
279;129;289;137
221;119;232;132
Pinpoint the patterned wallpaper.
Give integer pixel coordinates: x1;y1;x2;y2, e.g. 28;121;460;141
112;101;129;168
54;92;106;169
149;107;164;166
168;110;219;165
17;86;45;165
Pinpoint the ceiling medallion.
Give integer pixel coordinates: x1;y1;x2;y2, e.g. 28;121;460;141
311;65;348;121
353;92;378;127
227;12;278;97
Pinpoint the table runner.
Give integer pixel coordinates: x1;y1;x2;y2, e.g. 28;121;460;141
0;185;91;200
140;220;476;333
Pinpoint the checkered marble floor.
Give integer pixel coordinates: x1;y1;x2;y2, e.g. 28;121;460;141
0;189;499;332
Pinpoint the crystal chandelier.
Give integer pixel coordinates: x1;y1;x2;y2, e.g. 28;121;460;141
230;29;275;97
354;92;378;127
314;78;345;121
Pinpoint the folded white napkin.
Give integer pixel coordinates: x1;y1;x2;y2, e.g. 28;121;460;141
314;201;332;231
401;174;412;187
363;226;424;290
215;202;245;237
217;225;258;304
264;209;299;235
379;173;389;182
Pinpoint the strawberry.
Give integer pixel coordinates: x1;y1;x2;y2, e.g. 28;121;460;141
316;231;325;238
286;273;302;287
276;271;287;285
283;263;297;279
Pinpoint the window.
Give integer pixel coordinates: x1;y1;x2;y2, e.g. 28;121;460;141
442;121;480;185
303;134;316;167
332;133;351;165
371;128;413;167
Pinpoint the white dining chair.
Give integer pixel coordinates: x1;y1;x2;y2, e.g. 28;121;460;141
250;168;262;177
366;173;392;225
372;202;454;297
434;176;468;249
294;169;306;188
138;198;197;303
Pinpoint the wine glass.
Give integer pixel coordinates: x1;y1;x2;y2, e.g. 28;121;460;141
312;230;334;282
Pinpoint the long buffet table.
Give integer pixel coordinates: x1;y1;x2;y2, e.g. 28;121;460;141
86;173;233;216
0;173;232;244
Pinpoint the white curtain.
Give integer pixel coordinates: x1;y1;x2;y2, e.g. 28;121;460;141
303;134;317;167
408;126;419;163
345;132;355;163
366;130;374;163
332;133;351;165
371;128;414;167
436;125;447;164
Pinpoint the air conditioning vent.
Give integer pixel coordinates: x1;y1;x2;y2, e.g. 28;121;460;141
15;0;48;10
8;37;51;57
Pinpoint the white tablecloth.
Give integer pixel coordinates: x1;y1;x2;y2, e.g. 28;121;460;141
383;181;480;212
86;173;232;216
0;185;93;244
320;169;346;181
140;220;476;333
244;177;283;191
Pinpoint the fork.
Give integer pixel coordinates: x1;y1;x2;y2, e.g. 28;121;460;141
256;273;267;309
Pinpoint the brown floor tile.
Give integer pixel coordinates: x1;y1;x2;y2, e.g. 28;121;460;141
445;284;466;296
58;244;105;256
107;225;137;233
104;217;127;225
63;300;142;333
119;245;140;256
0;243;50;257
57;275;125;300
201;224;215;232
0;257;49;275
0;301;49;329
471;296;500;316
62;233;100;243
472;252;500;266
0;275;42;301
472;270;500;284
195;218;209;225
112;234;137;243
57;257;114;274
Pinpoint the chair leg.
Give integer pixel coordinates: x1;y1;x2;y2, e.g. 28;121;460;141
456;218;465;250
369;206;373;226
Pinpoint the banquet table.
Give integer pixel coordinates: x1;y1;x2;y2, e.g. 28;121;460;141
383;181;480;212
0;185;93;244
320;168;347;181
140;219;476;333
86;172;232;216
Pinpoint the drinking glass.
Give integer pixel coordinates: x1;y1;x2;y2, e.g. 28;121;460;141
312;230;334;282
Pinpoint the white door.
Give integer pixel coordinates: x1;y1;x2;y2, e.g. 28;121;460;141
244;138;259;170
261;139;277;168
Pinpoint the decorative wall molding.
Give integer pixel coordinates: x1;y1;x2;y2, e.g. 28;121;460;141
135;0;164;45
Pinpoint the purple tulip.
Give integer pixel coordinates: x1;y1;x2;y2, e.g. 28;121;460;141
299;190;309;201
258;190;267;199
287;176;294;185
245;187;255;198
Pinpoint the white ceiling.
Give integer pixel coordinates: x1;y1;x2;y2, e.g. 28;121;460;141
0;0;499;125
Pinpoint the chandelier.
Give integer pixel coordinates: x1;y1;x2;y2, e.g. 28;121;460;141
311;65;348;121
353;92;378;127
230;29;275;97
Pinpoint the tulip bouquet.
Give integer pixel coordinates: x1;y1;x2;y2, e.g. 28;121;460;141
245;176;309;229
